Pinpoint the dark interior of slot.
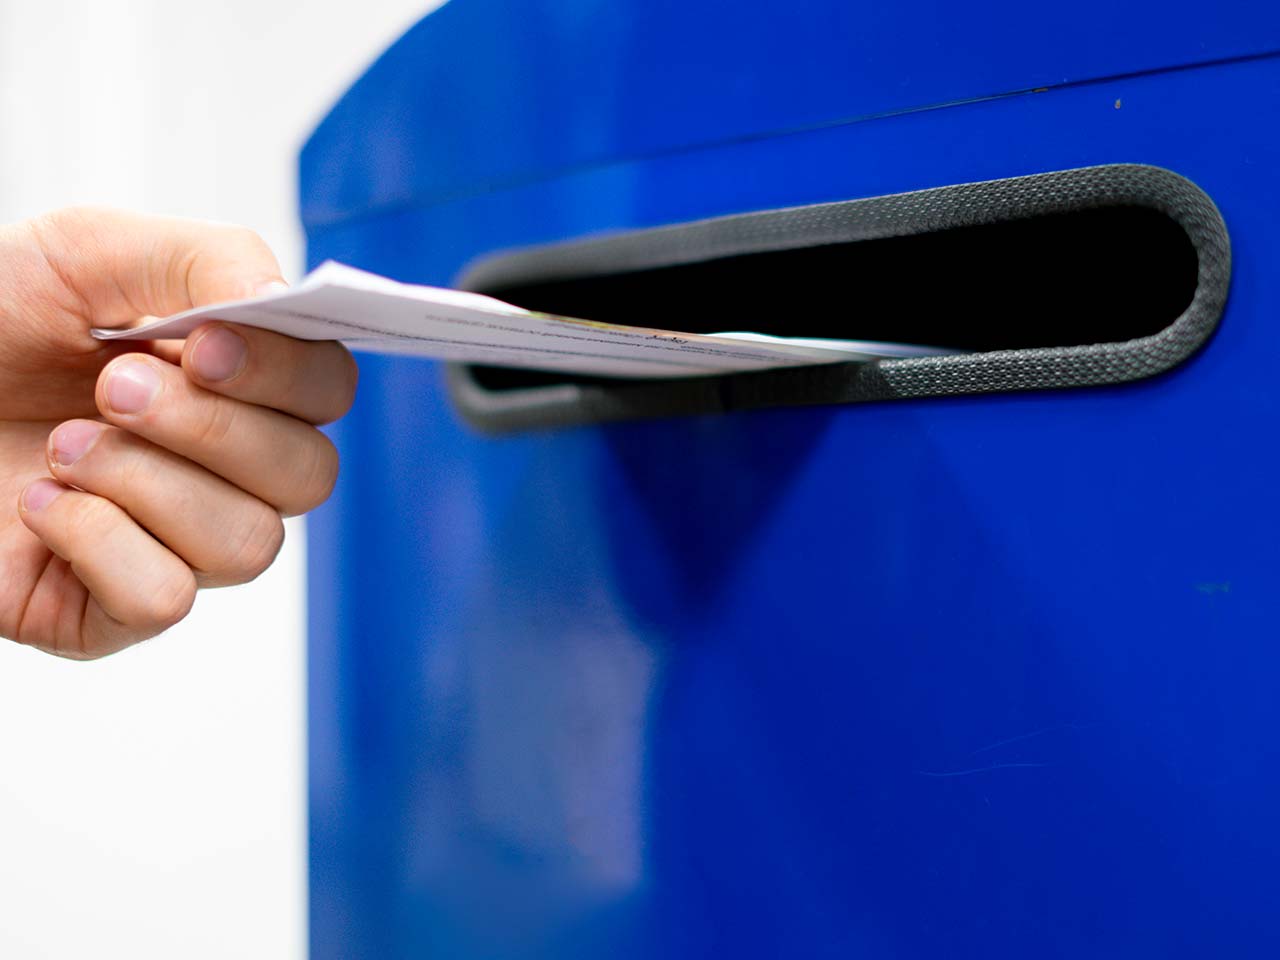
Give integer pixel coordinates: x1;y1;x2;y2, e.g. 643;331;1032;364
464;204;1199;391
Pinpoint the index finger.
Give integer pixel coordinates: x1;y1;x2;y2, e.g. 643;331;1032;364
182;322;359;425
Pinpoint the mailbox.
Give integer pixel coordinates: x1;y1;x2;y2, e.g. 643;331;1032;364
302;2;1280;957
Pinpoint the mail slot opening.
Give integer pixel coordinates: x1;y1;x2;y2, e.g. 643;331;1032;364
470;204;1195;394
448;165;1229;430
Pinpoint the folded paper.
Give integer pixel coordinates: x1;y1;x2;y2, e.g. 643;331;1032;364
93;261;955;379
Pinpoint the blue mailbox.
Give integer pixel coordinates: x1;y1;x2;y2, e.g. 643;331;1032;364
301;3;1280;956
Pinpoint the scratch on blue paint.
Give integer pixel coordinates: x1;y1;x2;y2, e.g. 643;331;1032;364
916;762;1049;778
967;721;1101;758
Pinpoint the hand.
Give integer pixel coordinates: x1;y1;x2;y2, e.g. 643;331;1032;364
0;207;357;659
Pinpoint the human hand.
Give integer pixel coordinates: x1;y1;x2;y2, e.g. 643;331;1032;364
0;208;357;658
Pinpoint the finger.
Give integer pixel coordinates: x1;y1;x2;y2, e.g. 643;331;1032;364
182;323;358;425
96;354;338;517
31;206;286;329
46;420;285;588
18;478;197;656
149;338;185;365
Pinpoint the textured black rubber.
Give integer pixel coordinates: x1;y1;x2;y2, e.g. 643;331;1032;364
448;164;1230;432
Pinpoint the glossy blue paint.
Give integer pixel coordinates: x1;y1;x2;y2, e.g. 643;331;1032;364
302;0;1280;224
304;4;1280;957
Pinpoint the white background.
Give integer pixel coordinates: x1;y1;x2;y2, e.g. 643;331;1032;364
0;2;435;957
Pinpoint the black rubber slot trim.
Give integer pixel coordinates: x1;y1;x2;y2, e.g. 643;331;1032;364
447;164;1230;432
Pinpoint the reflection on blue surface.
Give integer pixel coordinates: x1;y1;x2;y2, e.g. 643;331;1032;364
304;3;1280;956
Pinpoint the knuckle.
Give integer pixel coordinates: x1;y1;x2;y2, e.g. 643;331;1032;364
190;396;239;451
97;428;154;486
220;504;285;583
113;446;155;493
50;634;112;661
231;223;266;247
50;203;108;222
63;494;118;542
289;433;339;513
225;224;274;263
41;205;99;237
277;343;358;426
31;209;72;248
138;570;197;632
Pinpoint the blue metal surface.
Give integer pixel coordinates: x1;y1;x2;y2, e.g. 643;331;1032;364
302;0;1280;224
303;4;1280;957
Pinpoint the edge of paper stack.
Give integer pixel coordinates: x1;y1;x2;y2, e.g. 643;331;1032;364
93;261;959;379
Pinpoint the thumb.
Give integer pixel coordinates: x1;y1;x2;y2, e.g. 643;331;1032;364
31;206;286;329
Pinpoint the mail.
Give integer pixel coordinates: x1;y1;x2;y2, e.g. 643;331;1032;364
93;261;954;379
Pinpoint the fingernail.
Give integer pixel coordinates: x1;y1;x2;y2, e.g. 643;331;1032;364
22;478;65;513
191;326;248;383
50;420;104;466
104;359;161;415
256;279;289;297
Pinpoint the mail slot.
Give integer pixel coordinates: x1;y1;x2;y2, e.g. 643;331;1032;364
448;164;1228;431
